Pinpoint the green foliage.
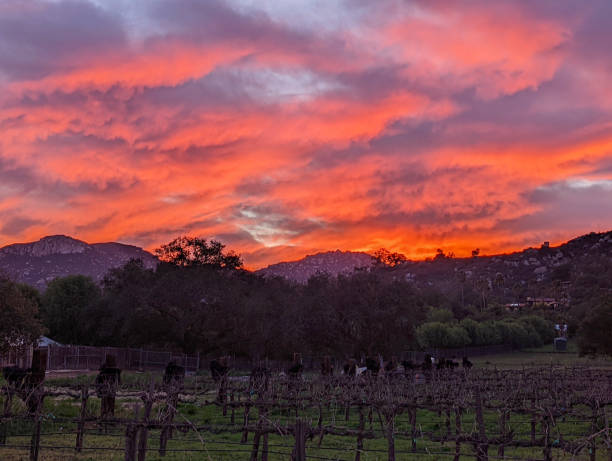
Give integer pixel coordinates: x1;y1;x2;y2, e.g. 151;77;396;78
417;315;554;350
416;322;471;349
41;275;101;344
576;295;612;356
0;277;44;354
493;320;541;349
460;318;501;346
426;307;455;323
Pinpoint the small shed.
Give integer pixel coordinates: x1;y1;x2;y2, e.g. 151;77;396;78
554;337;567;352
38;336;62;348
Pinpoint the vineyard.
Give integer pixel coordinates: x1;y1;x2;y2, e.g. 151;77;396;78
1;364;611;461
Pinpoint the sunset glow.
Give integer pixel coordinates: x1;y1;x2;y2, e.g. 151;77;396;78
1;0;611;267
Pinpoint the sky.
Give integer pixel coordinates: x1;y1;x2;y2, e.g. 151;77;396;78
0;0;611;268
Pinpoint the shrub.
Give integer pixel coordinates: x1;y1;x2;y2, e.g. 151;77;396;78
416;322;471;349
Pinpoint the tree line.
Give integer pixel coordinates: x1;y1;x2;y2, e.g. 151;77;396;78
1;236;610;358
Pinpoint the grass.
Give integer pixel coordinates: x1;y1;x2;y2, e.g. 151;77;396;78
471;341;612;369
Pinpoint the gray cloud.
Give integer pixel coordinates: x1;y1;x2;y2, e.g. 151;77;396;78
0;0;126;80
0;215;44;235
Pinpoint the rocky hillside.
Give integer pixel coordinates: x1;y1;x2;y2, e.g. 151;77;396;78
257;231;612;304
257;250;375;283
0;235;158;289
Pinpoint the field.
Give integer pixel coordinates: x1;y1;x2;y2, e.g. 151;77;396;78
472;342;612;369
1;349;611;461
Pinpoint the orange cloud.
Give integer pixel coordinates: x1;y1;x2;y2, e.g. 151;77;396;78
0;0;610;268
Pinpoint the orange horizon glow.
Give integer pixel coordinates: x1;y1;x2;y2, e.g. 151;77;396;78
0;0;611;269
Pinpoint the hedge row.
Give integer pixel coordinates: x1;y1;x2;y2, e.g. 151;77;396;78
415;316;555;349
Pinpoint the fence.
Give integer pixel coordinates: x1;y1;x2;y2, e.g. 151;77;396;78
3;343;526;376
44;344;200;372
403;344;514;363
1;366;610;460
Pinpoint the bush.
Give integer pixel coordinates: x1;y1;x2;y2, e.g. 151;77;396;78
416;322;471;349
519;316;555;344
426;308;455;323
460;319;502;346
576;296;612;356
494;321;540;349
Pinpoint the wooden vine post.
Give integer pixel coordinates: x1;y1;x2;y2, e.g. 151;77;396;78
454;407;462;461
261;407;269;461
29;395;43;461
124;403;140;461
473;386;488;461
355;406;365;461
137;381;154;461
159;361;185;456
249;406;263;461
590;400;598;461
0;383;12;446
75;384;89;452
291;418;307;461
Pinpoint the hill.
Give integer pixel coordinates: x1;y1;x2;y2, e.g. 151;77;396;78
257;231;612;306
0;235;158;289
256;250;375;283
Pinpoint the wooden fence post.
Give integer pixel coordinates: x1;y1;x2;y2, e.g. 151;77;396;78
249;407;263;461
0;389;13;446
241;402;251;444
385;410;396;461
474;387;488;461
29;394;43;461
137;382;154;461
292;419;307;461
542;411;552;461
497;409;507;458
125;404;139;461
261;407;269;461
75;384;89;452
590;401;598;461
530;391;537;445
454;407;462;461
355;406;365;461
410;402;417;452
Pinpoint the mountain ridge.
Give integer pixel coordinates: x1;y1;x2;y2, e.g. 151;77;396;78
1;231;611;296
256;231;612;288
0;235;158;289
256;249;375;283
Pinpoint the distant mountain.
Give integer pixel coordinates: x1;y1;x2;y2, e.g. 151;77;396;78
0;235;158;289
375;230;612;306
256;231;612;303
257;250;375;283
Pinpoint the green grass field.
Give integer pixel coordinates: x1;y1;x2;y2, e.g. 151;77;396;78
471;341;612;369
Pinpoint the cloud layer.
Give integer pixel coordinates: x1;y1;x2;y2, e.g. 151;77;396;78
1;0;611;267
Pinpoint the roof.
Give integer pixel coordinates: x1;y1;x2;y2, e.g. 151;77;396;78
38;336;62;347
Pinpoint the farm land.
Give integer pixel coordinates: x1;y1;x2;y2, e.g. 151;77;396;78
1;348;611;461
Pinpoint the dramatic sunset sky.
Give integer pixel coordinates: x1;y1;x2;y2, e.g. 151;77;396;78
0;0;611;267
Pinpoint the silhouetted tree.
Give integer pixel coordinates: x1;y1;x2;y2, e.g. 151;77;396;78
155;236;243;269
374;248;407;267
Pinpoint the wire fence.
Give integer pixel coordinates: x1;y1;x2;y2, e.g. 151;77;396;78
44;344;200;372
